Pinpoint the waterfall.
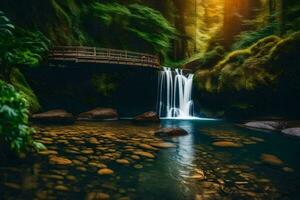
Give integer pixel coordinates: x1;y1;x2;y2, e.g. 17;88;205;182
157;67;195;119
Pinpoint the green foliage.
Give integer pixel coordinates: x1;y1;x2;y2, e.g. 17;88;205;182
0;80;45;155
195;35;282;93
9;68;41;113
0;10;14;37
0;28;51;68
231;15;280;50
92;74;117;97
88;2;176;56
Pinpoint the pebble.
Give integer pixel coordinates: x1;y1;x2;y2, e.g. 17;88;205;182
116;159;130;165
98;168;114;175
134;151;155;158
49;156;72;165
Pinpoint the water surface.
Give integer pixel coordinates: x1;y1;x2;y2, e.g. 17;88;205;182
0;120;300;200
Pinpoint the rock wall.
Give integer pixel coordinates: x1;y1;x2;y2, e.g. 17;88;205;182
22;63;159;117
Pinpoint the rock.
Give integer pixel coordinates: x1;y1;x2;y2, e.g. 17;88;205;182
133;111;160;122
77;108;118;121
154;127;188;137
98;168;114;175
282;128;300;137
88;137;99;144
38;150;58;155
260;154;283;166
116;159;130;165
212;141;243;148
54;185;69;191
150;142;176;148
139;144;157;150
282;167;294;173
134;151;155;158
49;156;72;165
87;192;110;200
134;164;143;169
131;155;140;160
4;182;20;189
243;121;287;131
31;109;74;124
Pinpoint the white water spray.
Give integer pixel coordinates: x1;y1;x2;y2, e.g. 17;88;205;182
158;67;195;119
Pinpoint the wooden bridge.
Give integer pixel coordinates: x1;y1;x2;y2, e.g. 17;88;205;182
49;46;160;69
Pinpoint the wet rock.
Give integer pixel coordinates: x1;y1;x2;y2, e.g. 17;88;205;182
88;137;99;144
133;111;160;122
150;142;176;148
281;128;300;137
260;154;283;166
243;121;287;131
134;151;155;158
76;166;87;172
54;185;69;191
77;108;118;121
282;167;294;173
82;149;94;154
98;168;114;175
154;127;188;137
49;156;72;165
31;109;74;124
116;159;130;165
4;182;20;189
212;141;243;148
38;150;58;155
66;175;76;181
86;192;110;200
43;174;64;180
139;144;157;150
88;162;107;169
134;164;143;169
130;155;140;160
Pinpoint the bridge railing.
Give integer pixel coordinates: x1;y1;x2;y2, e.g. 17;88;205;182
49;46;160;68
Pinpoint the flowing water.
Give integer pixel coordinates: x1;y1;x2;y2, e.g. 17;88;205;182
158;67;195;119
1;120;300;200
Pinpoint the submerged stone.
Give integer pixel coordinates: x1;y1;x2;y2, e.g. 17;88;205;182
134;151;155;158
260;154;283;166
212;141;243;148
54;185;69;191
154;127;188;137
150;142;175;148
49;156;72;165
38;150;58;155
116;159;130;165
98;168;114;175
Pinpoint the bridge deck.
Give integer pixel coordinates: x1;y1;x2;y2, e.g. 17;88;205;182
49;46;160;69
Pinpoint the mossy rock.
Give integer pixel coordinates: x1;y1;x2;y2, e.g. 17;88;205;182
9;68;41;113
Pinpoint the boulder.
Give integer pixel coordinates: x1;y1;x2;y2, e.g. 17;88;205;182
31;109;74;124
243;121;287;131
281;128;300;137
77;108;118;121
154;127;188;137
133;111;160;122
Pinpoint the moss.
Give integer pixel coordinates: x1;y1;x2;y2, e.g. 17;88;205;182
183;45;225;72
9;68;41;113
91;74;117;97
195;35;283;93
